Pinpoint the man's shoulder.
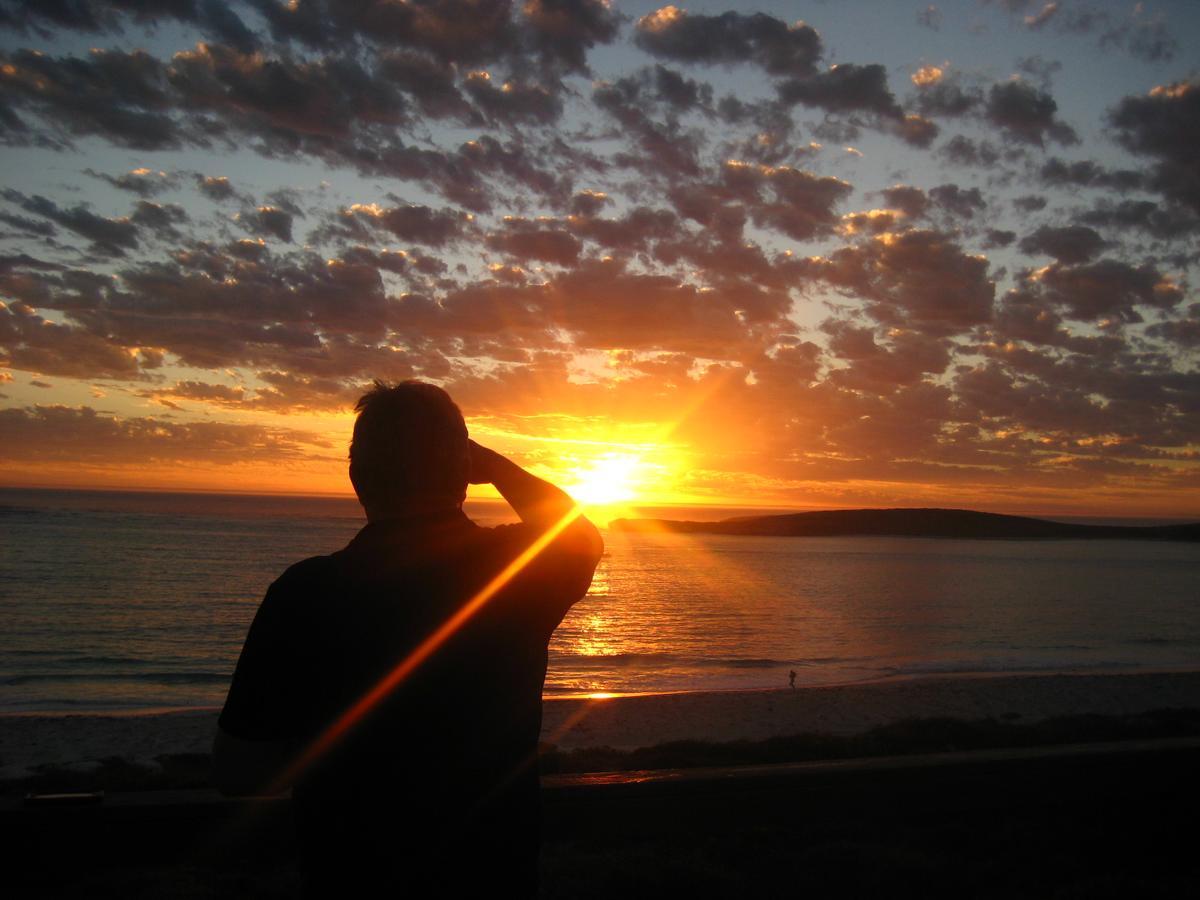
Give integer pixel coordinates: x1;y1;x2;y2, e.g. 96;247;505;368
267;554;340;598
476;518;603;577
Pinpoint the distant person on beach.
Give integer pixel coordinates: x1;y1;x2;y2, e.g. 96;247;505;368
213;381;603;898
789;669;797;689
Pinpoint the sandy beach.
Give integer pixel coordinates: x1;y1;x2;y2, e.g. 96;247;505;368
4;669;1199;783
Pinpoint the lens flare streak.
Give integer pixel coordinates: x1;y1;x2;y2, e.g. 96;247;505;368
267;504;585;794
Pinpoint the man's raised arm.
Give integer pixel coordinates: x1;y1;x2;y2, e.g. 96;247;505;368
468;440;603;562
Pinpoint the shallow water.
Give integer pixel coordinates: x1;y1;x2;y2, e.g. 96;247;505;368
2;488;1198;710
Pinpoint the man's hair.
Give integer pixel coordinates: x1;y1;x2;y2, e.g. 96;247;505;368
349;380;469;509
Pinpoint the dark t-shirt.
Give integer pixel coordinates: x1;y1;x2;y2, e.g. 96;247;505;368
219;508;599;897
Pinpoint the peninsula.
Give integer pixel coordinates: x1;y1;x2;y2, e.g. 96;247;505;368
609;508;1200;541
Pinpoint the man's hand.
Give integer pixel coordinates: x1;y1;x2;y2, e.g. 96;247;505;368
468;439;505;485
465;440;601;564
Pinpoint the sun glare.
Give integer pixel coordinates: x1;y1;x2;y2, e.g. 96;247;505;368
563;451;650;507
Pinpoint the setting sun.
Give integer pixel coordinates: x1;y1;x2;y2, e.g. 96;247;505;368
564;452;650;506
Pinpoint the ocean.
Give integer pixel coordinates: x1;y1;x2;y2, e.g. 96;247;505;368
2;487;1198;712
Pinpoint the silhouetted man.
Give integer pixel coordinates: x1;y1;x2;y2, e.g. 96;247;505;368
214;381;603;897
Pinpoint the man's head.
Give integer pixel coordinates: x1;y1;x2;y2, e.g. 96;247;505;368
349;381;469;517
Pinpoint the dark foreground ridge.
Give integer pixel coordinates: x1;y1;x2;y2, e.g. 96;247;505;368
610;507;1200;541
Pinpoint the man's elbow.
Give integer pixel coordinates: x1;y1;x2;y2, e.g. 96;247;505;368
572;515;604;568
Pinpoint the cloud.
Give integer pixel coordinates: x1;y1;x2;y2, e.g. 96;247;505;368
802;230;995;335
1002;0;1178;62
195;174;239;202
486;217;581;265
634;7;822;77
1039;157;1143;192
238;206;294;243
462;71;563;124
877;185;925;219
0;47;178;150
335;202;471;247
778;63;901;119
1109;80;1200;214
1019;259;1184;323
822;319;952;391
1078;200;1200;241
1018;225;1106;264
0;403;332;462
985;79;1077;146
913;74;983;117
928;183;985;220
0;300;144;379
937;135;1001;167
1;189;139;255
85;167;179;196
130;201;189;241
1146;304;1200;348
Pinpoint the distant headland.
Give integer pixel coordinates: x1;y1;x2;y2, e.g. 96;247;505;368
609;508;1200;542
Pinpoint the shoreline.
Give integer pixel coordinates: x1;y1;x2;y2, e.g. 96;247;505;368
4;669;1200;783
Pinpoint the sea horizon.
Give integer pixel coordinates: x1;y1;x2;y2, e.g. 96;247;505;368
2;484;1196;528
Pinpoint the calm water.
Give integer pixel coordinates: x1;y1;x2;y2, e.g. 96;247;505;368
2;488;1198;711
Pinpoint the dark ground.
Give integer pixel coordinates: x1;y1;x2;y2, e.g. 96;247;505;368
4;731;1198;899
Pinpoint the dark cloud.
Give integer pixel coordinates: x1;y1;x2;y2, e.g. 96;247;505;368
1078;200;1200;241
337;202;471;248
1019;259;1184;323
1018;225;1106;264
521;0;623;75
2;189;139;255
238;206;294;243
0;47;178;150
1109;80;1200;214
568;205;678;253
247;0;620;80
593;77;703;178
802;230;996;335
486;217;581;265
651;64;713;112
0;0;261;52
778;64;901;119
722;162;853;241
889;113;939;148
634;7;822;78
130;200;189;241
1013;195;1047;213
1146;305;1200;348
0;403;331;462
166;42;408;140
0;300;144;379
378;50;474;121
1039;157;1143;193
462;71;562;124
823;319;951;390
937;135;1000;167
913;77;983;117
195;174;238;202
881;185;929;219
0;211;56;237
985;79;1077;146
983;229;1016;249
929;183;985;219
85;167;179;197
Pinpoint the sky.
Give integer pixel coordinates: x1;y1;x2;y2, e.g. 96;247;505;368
0;0;1198;517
